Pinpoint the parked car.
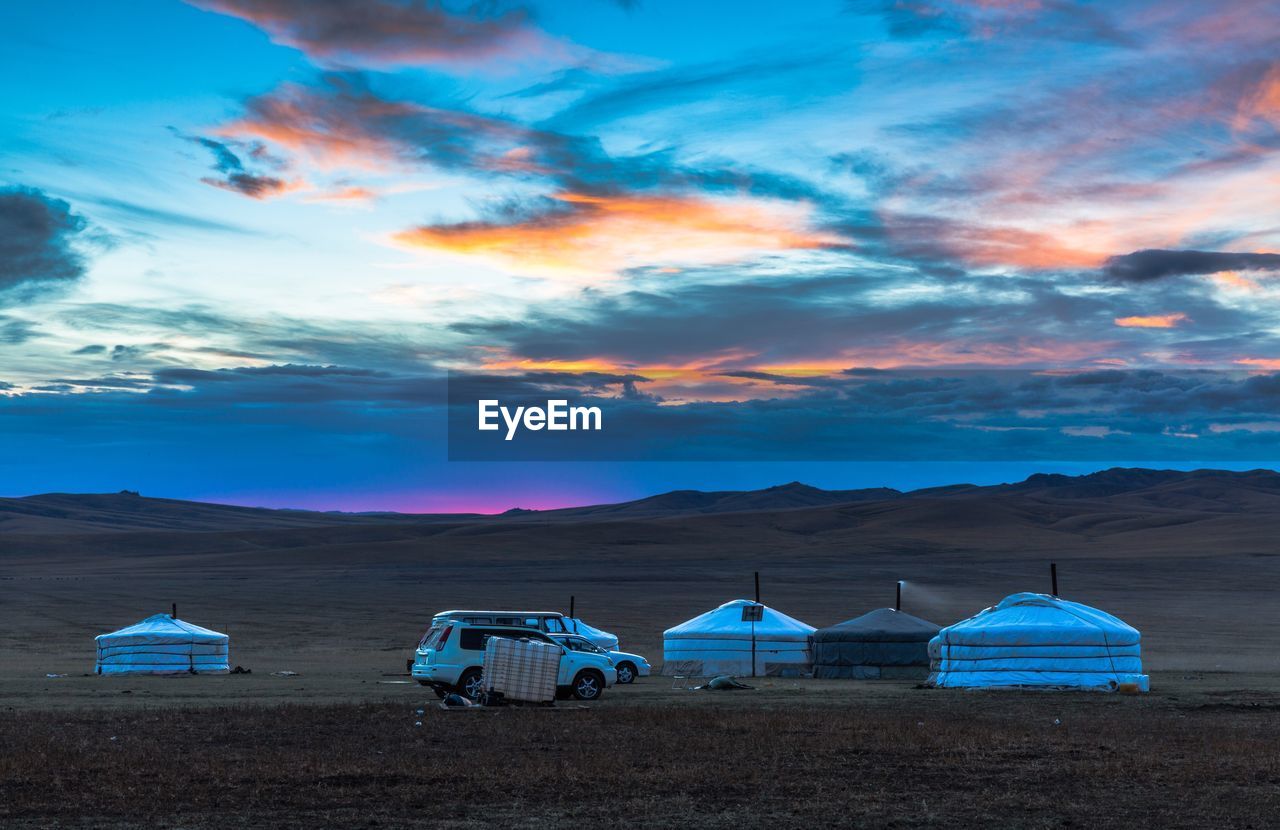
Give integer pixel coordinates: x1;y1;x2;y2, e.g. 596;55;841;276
549;633;651;684
412;621;616;701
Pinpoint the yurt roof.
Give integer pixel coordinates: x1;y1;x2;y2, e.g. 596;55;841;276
813;608;940;643
936;592;1139;647
664;599;815;641
95;613;228;644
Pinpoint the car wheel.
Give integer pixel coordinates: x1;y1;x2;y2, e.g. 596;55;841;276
431;686;447;699
615;662;636;684
457;668;485;701
572;670;604;701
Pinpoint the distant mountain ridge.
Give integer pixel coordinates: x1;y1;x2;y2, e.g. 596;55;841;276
4;467;1280;534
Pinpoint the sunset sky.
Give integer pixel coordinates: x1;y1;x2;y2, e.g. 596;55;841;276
3;0;1280;511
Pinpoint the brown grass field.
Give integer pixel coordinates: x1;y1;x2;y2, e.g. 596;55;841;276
4;473;1280;826
4;681;1280;828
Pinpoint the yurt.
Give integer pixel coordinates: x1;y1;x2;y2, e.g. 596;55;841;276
662;599;815;677
566;618;619;650
95;614;230;675
812;608;940;680
927;593;1148;692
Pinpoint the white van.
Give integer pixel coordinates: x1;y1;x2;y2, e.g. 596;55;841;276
429;610;575;634
427;610;618;649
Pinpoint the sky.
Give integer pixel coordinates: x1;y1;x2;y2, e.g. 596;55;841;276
2;0;1280;511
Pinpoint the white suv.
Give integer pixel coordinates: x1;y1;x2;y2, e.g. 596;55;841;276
412;621;616;701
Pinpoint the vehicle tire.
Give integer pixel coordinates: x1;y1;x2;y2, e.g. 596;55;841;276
571;670;605;701
615;662;637;684
431;686;447;699
457;668;485;701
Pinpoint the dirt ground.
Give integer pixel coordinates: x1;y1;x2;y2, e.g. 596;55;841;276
4;509;1280;826
4;677;1280;829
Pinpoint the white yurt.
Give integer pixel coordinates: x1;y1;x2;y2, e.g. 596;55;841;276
662;599;815;677
95;613;230;675
927;593;1148;692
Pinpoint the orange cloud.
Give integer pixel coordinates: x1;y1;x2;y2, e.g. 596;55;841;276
1235;358;1280;371
1114;313;1188;329
1212;270;1261;291
302;185;379;205
393;192;843;280
955;225;1109;269
218;86;426;170
1235;62;1280;130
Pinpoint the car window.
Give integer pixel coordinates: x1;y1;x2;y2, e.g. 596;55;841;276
459;628;509;650
543;617;569;633
459;628;557;650
418;625;442;649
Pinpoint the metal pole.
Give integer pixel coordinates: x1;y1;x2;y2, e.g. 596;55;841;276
752;571;759;677
171;602;177;619
569;595;575;620
896;581;902;612
1050;563;1058;597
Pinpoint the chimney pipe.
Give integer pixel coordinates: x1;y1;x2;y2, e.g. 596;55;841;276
569;595;575;620
171;602;177;619
895;580;902;612
754;571;760;604
1050;562;1059;597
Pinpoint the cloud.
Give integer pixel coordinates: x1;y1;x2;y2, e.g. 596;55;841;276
187;0;536;68
209;74;843;277
218;74;827;201
0;315;42;344
854;0;1135;46
0;187;91;301
1115;313;1188;329
179;132;299;199
1103;249;1280;282
543;49;852;131
393;191;842;279
85;196;265;235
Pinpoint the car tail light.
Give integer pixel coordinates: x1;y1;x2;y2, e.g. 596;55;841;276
434;625;453;650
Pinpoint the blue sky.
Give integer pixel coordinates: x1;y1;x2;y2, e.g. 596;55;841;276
2;1;1280;511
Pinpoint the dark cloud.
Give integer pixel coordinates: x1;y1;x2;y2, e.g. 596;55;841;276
0;187;90;300
0;315;42;344
150;364;443;406
1103;249;1280;282
445;366;1280;461
852;0;1135;46
227;73;829;203
187;0;532;67
72;344;107;355
177;131;293;199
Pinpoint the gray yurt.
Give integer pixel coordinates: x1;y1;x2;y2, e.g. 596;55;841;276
812;608;940;679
